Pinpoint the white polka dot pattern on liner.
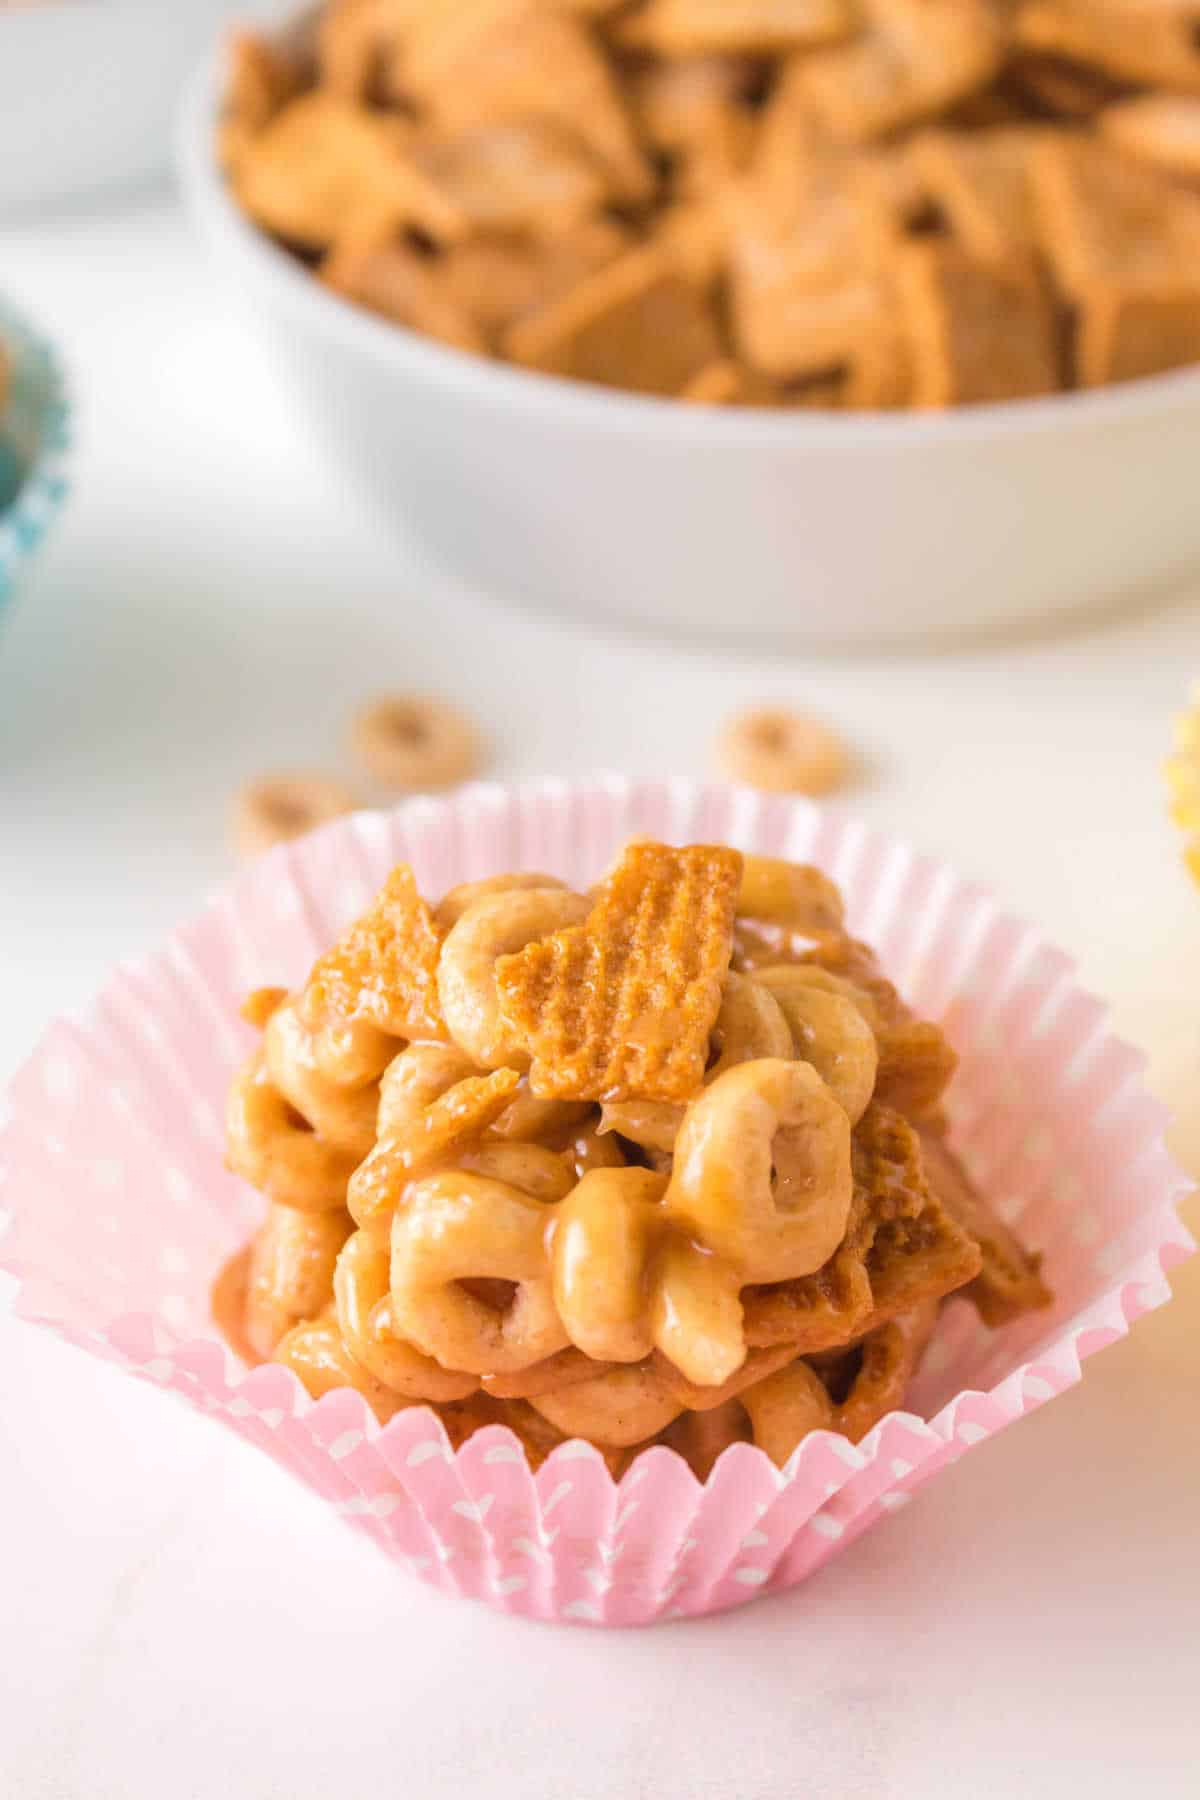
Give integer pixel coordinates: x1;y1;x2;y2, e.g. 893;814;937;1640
339;1495;402;1518
451;1495;495;1523
510;1537;553;1565
406;1439;453;1468
329;1430;364;1462
809;1515;845;1541
561;1600;603;1623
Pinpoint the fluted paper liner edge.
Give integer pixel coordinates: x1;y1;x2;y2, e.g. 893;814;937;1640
1;779;1192;1625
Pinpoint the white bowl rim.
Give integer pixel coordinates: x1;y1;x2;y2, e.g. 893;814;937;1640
178;43;1200;449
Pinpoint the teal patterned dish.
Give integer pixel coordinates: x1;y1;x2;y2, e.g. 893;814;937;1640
0;293;70;618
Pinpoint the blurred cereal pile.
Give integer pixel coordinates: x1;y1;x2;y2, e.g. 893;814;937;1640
221;0;1200;410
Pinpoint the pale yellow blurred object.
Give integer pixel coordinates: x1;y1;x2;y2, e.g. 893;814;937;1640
1166;684;1200;887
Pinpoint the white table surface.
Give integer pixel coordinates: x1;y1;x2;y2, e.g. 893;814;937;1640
1;193;1198;1800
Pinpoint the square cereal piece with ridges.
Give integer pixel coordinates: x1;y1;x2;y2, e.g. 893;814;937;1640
1076;282;1200;387
408;120;613;237
920;1129;1053;1328
495;841;742;1101
830;1302;940;1441
615;0;856;57
1030;135;1200;297
896;241;1060;408
348;1067;520;1225
503;246;725;397
305;864;449;1040
728;155;892;379
859;1185;982;1329
742;1242;874;1352
800;0;1005;145
323;234;488;352
401;2;653;204
1015;0;1200;98
231;91;468;252
440;217;629;339
911;126;1048;263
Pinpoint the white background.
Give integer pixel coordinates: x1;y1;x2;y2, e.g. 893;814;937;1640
1;193;1198;1800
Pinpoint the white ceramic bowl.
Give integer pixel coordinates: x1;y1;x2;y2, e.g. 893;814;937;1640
178;38;1200;647
0;1;245;215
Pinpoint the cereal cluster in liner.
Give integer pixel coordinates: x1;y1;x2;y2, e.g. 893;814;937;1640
221;0;1200;410
216;841;1052;1478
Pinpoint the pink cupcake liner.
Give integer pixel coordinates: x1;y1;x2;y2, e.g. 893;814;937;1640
0;778;1192;1626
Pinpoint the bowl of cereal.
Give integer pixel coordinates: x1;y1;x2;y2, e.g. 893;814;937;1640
0;292;70;619
1;779;1191;1624
179;2;1200;645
